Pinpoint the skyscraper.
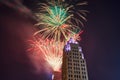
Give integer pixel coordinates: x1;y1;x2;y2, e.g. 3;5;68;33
62;38;88;80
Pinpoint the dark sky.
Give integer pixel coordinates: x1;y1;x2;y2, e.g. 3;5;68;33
84;0;120;80
0;0;120;80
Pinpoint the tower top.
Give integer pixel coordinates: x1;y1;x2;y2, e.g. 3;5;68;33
64;38;78;51
67;38;78;44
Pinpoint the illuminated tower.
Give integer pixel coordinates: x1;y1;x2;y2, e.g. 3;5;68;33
62;38;88;80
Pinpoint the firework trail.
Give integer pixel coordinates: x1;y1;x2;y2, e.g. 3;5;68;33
34;0;88;42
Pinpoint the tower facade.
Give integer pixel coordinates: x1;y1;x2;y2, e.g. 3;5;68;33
62;38;88;80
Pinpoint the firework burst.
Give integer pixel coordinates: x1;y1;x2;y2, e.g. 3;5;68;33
28;38;64;72
34;0;88;42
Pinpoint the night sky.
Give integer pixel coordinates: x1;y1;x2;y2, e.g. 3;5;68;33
0;0;120;80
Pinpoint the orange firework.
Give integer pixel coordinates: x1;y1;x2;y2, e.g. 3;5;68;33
28;38;64;72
